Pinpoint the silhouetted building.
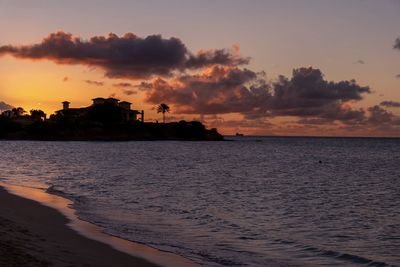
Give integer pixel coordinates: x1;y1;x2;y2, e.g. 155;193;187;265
62;101;70;110
55;97;144;122
92;97;105;105
119;101;131;110
104;97;119;105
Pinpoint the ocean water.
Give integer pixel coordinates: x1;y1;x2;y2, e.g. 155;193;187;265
0;137;399;267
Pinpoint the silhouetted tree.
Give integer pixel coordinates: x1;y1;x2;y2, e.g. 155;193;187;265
12;107;26;117
30;109;46;121
157;103;170;123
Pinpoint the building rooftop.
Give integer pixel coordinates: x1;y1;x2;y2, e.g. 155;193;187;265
106;97;120;101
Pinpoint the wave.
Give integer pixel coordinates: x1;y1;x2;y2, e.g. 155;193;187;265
45;185;88;206
274;238;398;267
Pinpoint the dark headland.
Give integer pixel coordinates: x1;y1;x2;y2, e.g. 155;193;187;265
0;98;223;141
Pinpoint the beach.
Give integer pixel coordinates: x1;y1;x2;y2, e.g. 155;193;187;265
0;185;197;267
0;186;160;267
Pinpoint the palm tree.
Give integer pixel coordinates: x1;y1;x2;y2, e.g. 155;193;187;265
11;107;26;117
157;103;170;123
30;109;47;121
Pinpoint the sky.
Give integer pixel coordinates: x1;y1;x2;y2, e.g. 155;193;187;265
0;0;399;136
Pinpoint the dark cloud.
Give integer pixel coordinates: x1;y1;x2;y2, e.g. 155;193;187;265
380;100;400;108
0;31;248;80
145;66;270;115
295;105;400;135
0;101;14;111
367;105;400;125
186;47;250;69
354;60;365;64
266;68;370;122
145;66;370;125
337;105;400;135
84;80;104;86
394;37;400;50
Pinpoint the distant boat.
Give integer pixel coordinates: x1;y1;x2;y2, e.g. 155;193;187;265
235;133;244;136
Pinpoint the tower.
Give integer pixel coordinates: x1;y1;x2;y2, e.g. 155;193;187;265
62;101;70;110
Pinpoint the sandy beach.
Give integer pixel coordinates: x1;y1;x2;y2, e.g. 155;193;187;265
0;186;161;267
0;185;198;267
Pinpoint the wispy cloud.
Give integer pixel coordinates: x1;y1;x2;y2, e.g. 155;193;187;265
113;82;134;88
113;82;138;95
380;101;400;108
122;89;137;95
84;80;104;86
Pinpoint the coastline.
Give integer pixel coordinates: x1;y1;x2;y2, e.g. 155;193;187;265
0;183;199;267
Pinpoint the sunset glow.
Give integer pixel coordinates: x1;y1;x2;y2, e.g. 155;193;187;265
1;0;399;136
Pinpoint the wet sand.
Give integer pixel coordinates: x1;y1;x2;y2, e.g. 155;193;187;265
0;185;198;267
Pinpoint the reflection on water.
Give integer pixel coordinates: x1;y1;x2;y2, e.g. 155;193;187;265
0;138;399;266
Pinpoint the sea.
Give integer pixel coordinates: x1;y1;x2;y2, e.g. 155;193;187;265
0;137;399;267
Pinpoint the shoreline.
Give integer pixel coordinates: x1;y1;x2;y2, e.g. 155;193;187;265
0;182;199;267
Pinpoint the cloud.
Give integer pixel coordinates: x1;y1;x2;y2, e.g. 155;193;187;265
0;31;248;80
84;80;104;86
186;46;250;69
0;101;14;111
354;59;365;64
265;67;370;122
113;82;138;95
145;66;270;115
122;89;137;95
296;105;400;136
113;82;133;88
395;38;400;81
136;81;154;91
333;105;400;136
394;37;400;50
296;118;335;125
145;66;370;124
368;105;394;124
208;117;274;129
380;100;400;108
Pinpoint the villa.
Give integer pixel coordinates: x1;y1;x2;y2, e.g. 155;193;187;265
56;97;144;122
